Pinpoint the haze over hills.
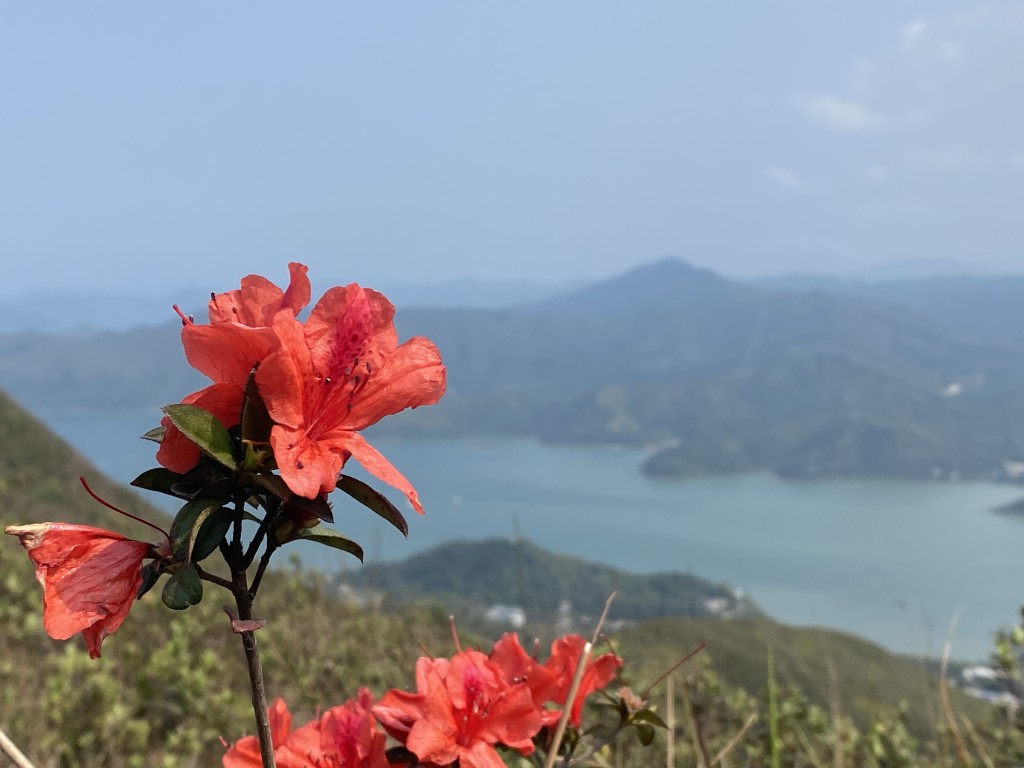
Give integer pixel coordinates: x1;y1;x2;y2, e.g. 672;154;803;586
3;257;1024;481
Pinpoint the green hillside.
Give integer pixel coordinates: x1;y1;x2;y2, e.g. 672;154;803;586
0;387;1012;766
337;537;759;627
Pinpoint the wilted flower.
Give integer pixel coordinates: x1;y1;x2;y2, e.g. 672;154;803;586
4;523;160;658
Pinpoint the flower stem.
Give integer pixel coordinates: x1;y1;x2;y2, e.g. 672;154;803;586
230;491;276;767
233;573;276;767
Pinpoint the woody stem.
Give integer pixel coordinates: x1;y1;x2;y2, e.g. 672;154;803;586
232;563;275;766
230;494;276;767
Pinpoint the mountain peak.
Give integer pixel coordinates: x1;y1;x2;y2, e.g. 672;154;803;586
521;256;743;315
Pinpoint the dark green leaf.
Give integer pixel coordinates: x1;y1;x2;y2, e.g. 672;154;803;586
336;475;408;537
161;564;203;610
161;403;237;470
140;426;166;444
189;506;234;563
253;474;293;501
634;721;656;746
169;498;228;562
170;465;229;500
137;563;161;600
630;709;668;729
131;468;183;497
283;494;333;524
293;525;364;562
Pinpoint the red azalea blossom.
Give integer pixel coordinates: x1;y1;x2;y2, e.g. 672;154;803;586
257;283;446;511
489;633;561;725
224;691;388;768
157;264;311;474
4;523;156;658
543;635;623;727
374;650;542;768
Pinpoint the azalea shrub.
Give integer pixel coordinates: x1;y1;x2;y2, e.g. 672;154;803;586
223;632;660;768
3;265;670;767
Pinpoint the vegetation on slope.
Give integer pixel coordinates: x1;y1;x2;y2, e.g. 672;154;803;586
1;387;1022;766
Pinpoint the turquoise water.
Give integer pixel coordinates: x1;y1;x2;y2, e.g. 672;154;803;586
33;407;1024;661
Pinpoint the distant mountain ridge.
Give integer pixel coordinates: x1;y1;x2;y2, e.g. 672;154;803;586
336;537;758;628
3;257;1024;481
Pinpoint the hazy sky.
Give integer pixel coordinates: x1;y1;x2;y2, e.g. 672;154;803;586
2;2;1023;297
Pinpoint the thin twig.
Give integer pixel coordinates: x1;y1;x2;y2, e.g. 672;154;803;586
641;642;706;699
544;592;617;768
0;726;37;768
939;612;971;768
195;565;233;590
959;714;996;768
710;714;757;767
248;539;278;599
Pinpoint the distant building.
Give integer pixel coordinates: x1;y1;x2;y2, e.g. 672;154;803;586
485;604;526;629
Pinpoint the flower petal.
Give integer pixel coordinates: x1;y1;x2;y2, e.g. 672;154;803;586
344;433;426;514
5;523;150;658
345;337;447;432
182;323;279;386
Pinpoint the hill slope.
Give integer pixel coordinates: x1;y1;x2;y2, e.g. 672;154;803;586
336;537;759;627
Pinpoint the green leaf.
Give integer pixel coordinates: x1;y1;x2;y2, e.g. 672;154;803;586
293;524;364;562
161;564;203;610
169;497;229;562
161;403;237;470
634;721;656;747
131;468;183;497
188;506;234;563
137;563;161;600
336;475;408;537
630;709;668;729
253;474;294;502
140;426;166;444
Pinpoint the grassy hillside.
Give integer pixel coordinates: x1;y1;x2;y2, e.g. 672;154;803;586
0;386;1011;766
0;389;458;766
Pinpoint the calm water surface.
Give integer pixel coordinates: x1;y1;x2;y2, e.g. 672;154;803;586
35;407;1024;661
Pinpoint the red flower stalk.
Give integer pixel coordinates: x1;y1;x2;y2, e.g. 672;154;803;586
223;691;388;768
374;651;542;768
4;523;160;658
157;263;311;473
257;283;446;511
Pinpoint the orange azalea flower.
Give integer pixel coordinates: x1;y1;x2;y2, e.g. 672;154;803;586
157;264;311;473
374;651;541;768
489;633;561;725
543;635;623;727
257;283;446;511
4;523;157;659
223;691;388;768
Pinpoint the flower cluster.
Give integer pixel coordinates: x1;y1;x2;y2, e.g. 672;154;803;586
224;633;623;768
159;262;446;512
4;264;446;659
223;691;388;768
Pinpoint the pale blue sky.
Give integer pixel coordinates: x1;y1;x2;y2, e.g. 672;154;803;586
2;2;1023;297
